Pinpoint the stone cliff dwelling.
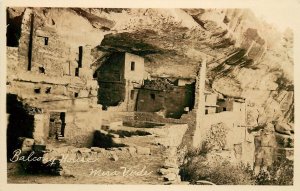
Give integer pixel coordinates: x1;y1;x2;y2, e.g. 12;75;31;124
7;8;101;153
6;7;293;184
7;8;251;164
94;52;246;120
94;52;144;111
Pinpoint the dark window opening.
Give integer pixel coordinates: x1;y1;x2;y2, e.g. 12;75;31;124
150;93;155;100
44;37;48;45
60;112;66;137
131;61;135;71
205;109;208;114
130;90;135;100
38;66;45;74
6;10;23;47
45;87;51;94
75;68;79;76
78;46;83;68
34;88;41;94
74;92;79;98
223;107;227;111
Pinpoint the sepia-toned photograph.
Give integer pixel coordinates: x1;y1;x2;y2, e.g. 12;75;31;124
4;3;295;186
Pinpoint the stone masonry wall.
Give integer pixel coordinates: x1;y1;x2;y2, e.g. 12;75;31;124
7;8;102;148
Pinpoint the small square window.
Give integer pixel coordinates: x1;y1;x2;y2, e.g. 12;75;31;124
38;66;45;74
74;92;79;98
150;93;155;100
45;87;51;94
223;107;227;111
34;88;41;94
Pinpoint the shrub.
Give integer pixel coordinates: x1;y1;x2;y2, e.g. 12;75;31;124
180;150;294;185
180;153;255;185
255;158;293;185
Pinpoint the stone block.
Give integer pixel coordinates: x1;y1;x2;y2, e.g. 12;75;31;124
110;133;120;138
135;146;151;155
90;89;98;96
59;169;75;177
34;137;45;145
54;147;70;154
79;89;89;97
163;173;177;181
99;130;109;135
86;80;98;89
91;147;104;153
112;138;122;144
70;148;79;153
110;121;123;129
159;167;180;175
19;137;34;152
127;147;136;155
110;153;119;161
158;168;169;175
78;148;91;153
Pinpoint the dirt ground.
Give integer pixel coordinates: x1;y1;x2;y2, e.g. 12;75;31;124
7;136;167;184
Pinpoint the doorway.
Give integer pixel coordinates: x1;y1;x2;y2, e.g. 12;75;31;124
49;112;66;140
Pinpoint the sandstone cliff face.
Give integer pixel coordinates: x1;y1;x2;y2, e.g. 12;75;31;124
7;7;293;139
84;8;293;125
